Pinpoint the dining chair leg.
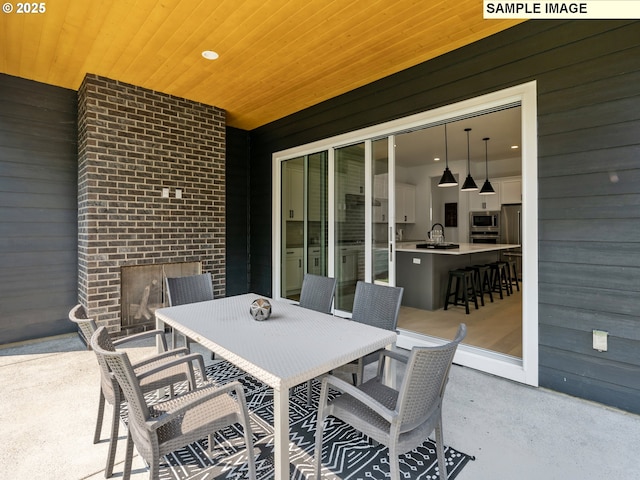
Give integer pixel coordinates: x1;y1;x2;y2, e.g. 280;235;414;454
314;382;329;478
123;431;134;480
104;404;120;477
389;443;400;480
94;390;105;444
435;420;448;480
240;415;257;480
306;380;313;407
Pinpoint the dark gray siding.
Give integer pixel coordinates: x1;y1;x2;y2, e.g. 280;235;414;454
225;127;250;295
249;21;640;413
0;74;78;344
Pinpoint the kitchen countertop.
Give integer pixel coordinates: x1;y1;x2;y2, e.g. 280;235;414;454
396;242;520;255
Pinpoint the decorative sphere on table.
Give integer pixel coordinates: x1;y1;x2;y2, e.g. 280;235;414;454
250;298;271;321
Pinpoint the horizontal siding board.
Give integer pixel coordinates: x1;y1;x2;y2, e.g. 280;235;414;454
0;235;78;252
539;118;640;158
539;241;640;267
539;303;640;341
539;194;640;220
540;324;640;367
539;365;640;414
536;41;640;97
539;96;640;138
0;176;79;196
539;283;639;317
539;169;640;198
0;206;77;223
539;218;640;242
539;69;640;117
538;145;640;178
539;262;640;292
539;345;640;391
0;248;78;270
0;73;77;113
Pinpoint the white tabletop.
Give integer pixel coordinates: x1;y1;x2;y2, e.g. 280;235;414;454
155;293;397;391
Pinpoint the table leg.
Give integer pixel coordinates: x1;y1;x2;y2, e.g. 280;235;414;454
273;387;290;479
155;317;164;353
154;317;167;398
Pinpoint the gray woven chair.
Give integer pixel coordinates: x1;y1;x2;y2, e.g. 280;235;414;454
91;327;257;480
299;274;336;314
69;304;206;478
335;281;403;385
165;273;214;350
298;274;336;404
315;324;466;480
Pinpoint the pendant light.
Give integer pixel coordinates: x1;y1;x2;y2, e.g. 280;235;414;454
479;137;496;195
460;127;478;191
438;124;457;187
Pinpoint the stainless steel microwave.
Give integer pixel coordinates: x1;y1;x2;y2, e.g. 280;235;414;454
470;211;500;230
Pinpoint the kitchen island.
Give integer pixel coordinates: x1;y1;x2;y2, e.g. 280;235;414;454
395;242;520;310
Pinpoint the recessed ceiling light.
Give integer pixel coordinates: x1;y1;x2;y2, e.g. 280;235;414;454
201;50;219;60
511;145;519;149
434;157;440;162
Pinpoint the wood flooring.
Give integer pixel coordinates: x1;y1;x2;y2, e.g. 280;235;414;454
397;283;523;358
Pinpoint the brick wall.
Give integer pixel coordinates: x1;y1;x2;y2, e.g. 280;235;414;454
77;74;226;332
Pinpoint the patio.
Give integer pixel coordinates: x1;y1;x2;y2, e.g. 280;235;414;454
1;333;639;480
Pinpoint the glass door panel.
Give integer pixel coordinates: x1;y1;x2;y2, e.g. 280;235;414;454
334;143;365;311
280;152;329;301
372;138;390;284
307;152;328;277
281;157;305;300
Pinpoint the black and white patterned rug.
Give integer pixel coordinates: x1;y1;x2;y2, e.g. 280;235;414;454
131;361;474;479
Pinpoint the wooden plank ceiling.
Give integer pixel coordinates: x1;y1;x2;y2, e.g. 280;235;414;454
0;0;522;130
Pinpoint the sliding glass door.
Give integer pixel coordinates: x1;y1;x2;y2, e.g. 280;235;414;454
280;152;328;301
334;143;365;311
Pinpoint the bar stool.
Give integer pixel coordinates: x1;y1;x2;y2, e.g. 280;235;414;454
506;259;520;292
488;261;510;299
444;269;478;314
470;264;494;304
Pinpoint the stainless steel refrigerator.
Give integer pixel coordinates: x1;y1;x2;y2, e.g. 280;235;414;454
500;204;522;280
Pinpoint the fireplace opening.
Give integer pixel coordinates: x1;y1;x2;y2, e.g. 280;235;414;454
120;262;202;333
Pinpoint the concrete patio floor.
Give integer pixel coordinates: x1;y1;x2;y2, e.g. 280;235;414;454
1;332;639;480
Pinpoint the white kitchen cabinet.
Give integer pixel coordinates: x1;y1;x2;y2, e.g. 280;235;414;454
501;178;522;204
307;247;324;276
284;164;304;221
374;173;389;200
284;247;303;295
373;198;389;224
468;183;501;211
337;246;358;283
396;183;416;223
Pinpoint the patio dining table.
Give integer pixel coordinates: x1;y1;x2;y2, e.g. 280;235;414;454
154;292;397;479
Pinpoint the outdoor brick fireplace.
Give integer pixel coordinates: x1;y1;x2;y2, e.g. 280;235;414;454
77;74;226;334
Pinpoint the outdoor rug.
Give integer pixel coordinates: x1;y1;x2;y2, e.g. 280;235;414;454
128;360;474;479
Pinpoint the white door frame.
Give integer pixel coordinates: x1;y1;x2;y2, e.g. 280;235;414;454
272;81;538;386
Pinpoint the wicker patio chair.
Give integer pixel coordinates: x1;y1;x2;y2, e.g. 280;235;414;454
165;272;214;350
315;324;466;480
69;304;206;478
335;281;403;385
298;274;336;404
91;327;257;480
299;273;336;314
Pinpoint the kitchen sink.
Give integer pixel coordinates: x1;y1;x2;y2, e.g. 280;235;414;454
415;242;460;249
